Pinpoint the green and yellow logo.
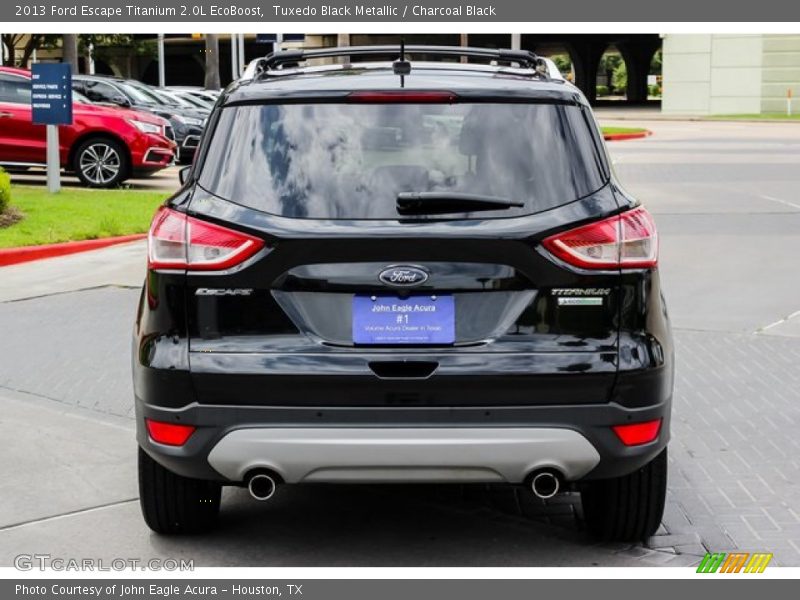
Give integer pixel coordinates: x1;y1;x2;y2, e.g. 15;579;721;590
697;552;773;573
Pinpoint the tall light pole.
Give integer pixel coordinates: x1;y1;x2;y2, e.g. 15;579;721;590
204;34;220;90
238;33;246;75
157;33;165;87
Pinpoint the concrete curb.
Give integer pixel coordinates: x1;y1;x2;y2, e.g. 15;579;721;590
603;130;653;141
0;234;146;267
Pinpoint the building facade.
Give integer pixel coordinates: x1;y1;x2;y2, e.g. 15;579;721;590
662;34;800;114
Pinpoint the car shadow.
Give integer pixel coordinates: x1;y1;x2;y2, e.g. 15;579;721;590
145;483;618;567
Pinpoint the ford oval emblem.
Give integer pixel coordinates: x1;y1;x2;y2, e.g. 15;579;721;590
378;265;429;287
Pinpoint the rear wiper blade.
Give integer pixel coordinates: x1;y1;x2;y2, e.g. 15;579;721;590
396;192;524;215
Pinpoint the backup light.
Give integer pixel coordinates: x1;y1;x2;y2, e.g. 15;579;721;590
541;206;658;270
147;207;265;271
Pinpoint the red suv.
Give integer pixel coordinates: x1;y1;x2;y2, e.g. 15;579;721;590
0;66;175;187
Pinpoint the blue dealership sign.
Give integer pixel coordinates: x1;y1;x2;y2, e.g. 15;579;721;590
31;63;73;126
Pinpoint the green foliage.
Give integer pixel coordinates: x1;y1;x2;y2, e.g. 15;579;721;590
79;35;157;70
551;54;573;76
648;84;662;97
598;53;623;74
0;167;10;214
650;49;663;76
596;85;610;97
1;34;61;67
612;62;627;95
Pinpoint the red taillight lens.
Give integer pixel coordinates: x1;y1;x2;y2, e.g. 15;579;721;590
347;90;458;103
541;206;658;269
145;419;196;446
612;419;662;446
148;207;265;271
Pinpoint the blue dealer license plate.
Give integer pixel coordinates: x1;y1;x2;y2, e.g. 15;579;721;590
352;294;455;345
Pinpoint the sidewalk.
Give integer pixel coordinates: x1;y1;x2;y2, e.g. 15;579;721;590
0;240;145;302
595;105;800;123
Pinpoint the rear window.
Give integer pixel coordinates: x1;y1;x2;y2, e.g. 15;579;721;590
198;102;608;219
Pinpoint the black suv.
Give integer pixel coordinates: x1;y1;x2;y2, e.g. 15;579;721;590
134;46;672;542
72;75;207;163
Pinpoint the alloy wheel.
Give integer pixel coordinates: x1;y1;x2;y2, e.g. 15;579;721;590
78;143;122;186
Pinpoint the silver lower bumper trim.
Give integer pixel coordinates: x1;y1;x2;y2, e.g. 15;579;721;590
207;427;600;484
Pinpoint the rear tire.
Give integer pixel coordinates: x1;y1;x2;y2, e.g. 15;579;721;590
580;448;667;542
138;447;221;534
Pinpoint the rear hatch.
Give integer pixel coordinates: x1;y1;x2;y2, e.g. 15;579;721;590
182;98;622;407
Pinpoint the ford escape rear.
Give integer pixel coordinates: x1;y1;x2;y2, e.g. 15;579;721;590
134;46;672;542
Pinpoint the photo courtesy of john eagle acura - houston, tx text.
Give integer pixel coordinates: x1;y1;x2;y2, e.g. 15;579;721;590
134;45;671;542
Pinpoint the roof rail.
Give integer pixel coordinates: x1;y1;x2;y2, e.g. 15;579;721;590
246;45;549;79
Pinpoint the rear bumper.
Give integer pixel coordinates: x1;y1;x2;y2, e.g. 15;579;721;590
206;427;601;484
135;397;671;485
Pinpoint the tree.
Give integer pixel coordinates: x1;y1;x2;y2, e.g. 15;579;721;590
612;62;627;95
650;49;662;76
204;34;221;90
598;53;622;75
552;54;573;76
78;35;156;77
62;34;79;73
1;34;60;67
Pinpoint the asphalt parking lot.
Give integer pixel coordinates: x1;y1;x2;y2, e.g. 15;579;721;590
8;164;182;191
1;119;799;567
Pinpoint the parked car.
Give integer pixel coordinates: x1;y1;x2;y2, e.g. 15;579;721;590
72;74;205;164
125;80;211;120
167;86;220;106
0;66;175;187
135;46;672;542
122;79;209;165
163;88;215;110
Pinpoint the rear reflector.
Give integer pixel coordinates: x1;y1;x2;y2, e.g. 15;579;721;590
541;206;658;270
612;419;662;446
145;419;196;446
148;207;265;271
347;91;458;103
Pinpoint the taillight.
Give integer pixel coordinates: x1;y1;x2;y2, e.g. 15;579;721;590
147;207;265;271
145;418;196;446
347;90;458;103
612;419;662;446
541;206;658;269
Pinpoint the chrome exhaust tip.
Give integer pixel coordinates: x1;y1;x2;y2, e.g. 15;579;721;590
247;473;277;501
530;470;561;499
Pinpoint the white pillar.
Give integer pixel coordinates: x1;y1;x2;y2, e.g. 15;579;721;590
336;33;350;64
238;33;246;75
511;34;521;50
87;43;95;74
157;33;165;87
230;34;238;78
272;33;283;56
